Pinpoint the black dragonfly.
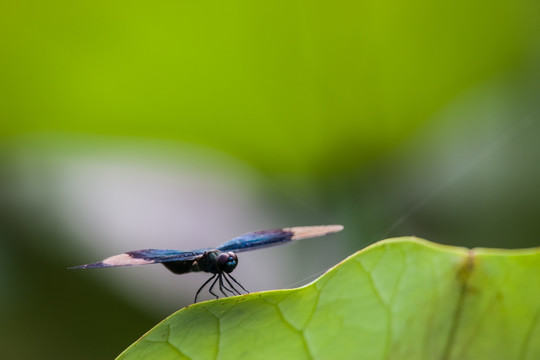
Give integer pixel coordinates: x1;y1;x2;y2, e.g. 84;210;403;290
70;225;343;302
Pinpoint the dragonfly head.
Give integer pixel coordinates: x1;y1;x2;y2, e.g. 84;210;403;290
216;251;238;273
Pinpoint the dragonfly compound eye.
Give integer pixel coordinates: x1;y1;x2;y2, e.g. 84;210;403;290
216;252;238;273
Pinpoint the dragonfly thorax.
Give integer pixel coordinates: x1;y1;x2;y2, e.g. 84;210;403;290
197;250;238;274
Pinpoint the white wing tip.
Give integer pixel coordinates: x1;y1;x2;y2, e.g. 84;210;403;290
102;253;155;266
285;225;344;240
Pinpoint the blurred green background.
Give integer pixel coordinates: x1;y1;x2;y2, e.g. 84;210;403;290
1;0;539;358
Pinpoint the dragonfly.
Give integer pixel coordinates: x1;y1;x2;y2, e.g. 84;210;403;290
70;224;343;302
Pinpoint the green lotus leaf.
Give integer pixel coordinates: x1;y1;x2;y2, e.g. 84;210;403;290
117;238;540;360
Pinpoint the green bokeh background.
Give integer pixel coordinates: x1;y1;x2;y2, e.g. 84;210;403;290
1;0;539;358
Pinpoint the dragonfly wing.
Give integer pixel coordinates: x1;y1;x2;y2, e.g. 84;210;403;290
69;249;209;269
217;225;343;253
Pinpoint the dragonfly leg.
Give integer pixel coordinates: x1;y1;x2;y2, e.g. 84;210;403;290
223;274;242;295
217;275;227;297
194;273;217;303
218;274;236;296
208;274;220;299
226;274;249;294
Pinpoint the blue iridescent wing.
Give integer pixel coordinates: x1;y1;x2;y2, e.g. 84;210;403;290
69;225;344;269
69;248;211;269
217;225;343;253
